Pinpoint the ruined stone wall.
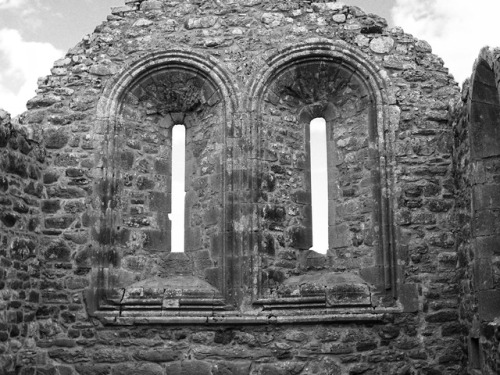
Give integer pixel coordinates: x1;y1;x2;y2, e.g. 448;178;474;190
0;110;49;372
0;1;472;374
453;48;500;375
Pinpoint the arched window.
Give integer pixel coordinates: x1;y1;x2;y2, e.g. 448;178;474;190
90;52;239;316
252;49;398;310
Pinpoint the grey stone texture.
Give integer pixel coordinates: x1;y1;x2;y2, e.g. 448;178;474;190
0;0;500;374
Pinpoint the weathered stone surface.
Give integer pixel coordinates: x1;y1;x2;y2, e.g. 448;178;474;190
425;310;459;323
26;94;62;109
165;360;212;375
133;349;180;362
332;13;346;23
261;13;284;27
92;349;130;363
1;0;498;373
43;240;71;262
140;0;162;11
111;363;164;375
370;36;395;53
185;16;218;30
75;365;111;375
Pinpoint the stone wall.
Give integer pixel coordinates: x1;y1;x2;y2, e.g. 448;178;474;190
0;0;486;374
453;47;500;375
0;110;48;372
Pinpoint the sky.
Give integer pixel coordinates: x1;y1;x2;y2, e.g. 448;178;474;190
0;0;499;116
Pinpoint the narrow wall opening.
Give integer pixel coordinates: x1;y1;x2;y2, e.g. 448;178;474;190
170;124;186;253
469;337;482;371
309;117;328;254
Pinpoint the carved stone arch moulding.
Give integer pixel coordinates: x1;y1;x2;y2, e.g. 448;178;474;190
246;40;406;313
88;50;243;322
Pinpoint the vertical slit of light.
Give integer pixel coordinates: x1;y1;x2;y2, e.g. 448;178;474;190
170;124;186;253
310;118;328;254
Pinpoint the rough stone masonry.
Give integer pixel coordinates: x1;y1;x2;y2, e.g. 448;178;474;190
1;0;500;374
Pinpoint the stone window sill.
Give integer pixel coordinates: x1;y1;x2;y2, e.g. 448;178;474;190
93;306;403;325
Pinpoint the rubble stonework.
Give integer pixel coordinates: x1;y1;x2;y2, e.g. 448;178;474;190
0;0;499;374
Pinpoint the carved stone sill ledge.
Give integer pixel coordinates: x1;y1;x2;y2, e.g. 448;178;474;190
94;306;403;325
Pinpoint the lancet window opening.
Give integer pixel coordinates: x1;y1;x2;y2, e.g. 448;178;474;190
309;117;329;254
170;124;186;253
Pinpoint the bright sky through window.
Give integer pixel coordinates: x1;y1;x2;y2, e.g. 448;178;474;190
309;118;328;254
169;124;186;253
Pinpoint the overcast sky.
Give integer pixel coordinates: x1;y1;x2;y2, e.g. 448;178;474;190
0;0;499;116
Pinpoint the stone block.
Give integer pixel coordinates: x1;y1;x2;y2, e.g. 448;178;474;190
326;283;371;306
312;2;344;12
203;206;220;227
92;349;130;363
427;199;453;212
185;227;202;251
26;94;61;109
5;153;28;178
0;212;19;228
192;250;214;275
110;5;136;14
212;361;251;375
118;151;134;170
370;36;395;54
75;365;111;375
359;266;385;288
473;209;500;236
288;226;312;249
111;363;164;375
185;16;218;30
47;186;86;199
10;238;36;261
473;258;493;290
44;129;69;149
48;349;88;363
154;158;169;175
437;252;457;269
140;0;163;11
425;310;458;323
471;101;500;159
45;216;74;229
291;190;310;205
133;349;180;363
165;360;212;375
475;235;500;258
399;283;419;313
24;181;44;198
0;175;8;192
43;241;71;262
473;184;500;209
262;205;286;223
143;230;170;251
330;223;350;249
478;290;500;320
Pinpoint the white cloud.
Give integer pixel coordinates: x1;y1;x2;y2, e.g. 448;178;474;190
0;0;25;9
392;0;500;84
0;28;63;116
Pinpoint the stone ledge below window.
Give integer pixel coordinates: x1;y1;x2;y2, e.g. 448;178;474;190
255;272;373;309
94;308;402;325
90;272;418;324
103;275;226;311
